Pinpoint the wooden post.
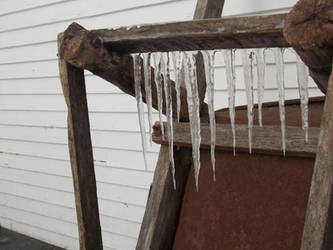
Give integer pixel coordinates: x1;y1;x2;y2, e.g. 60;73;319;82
136;146;192;250
58;34;103;250
301;63;333;250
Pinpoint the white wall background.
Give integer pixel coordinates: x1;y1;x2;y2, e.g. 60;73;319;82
0;0;323;250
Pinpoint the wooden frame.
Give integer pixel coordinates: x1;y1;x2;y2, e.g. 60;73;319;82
153;122;319;158
58;37;103;250
58;13;288;122
90;13;288;53
300;63;333;250
57;0;333;249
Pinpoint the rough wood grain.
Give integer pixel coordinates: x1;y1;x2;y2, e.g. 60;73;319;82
58;34;103;250
94;13;288;53
59;22;205;122
283;0;333;93
301;64;333;250
153;122;319;158
136;146;192;250
136;1;225;249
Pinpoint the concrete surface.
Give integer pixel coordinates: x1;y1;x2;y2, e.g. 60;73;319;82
0;226;64;250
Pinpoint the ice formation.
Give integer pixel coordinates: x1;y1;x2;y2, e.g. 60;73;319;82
132;54;148;170
152;53;165;138
223;49;237;155
273;48;286;155
183;51;201;191
255;48;266;127
202;50;216;181
296;55;309;142
172;51;182;122
131;46;300;188
142;53;153;145
242;50;255;154
161;53;176;189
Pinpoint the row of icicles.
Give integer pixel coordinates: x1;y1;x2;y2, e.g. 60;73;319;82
132;48;309;191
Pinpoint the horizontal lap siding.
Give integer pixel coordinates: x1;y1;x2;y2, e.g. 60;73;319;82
0;0;322;249
0;0;72;16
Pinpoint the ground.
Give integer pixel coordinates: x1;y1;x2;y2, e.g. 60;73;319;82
0;226;64;250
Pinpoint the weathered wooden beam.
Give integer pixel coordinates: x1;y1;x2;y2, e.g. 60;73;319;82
93;13;288;54
283;0;333;93
59;22;207;122
153;122;319;158
58;34;103;250
301;63;333;250
136;146;192;250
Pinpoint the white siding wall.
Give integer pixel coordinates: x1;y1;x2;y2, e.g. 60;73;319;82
0;1;323;250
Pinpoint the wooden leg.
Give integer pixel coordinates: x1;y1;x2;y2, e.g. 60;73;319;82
136;146;192;250
301;64;333;250
58;34;103;250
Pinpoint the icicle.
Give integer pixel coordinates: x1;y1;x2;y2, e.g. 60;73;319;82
152;53;164;138
242;50;254;154
172;51;182;122
296;55;309;142
161;52;176;189
273;48;286;155
202;50;216;181
256;48;266;127
179;54;186;89
143;53;153;146
132;54;148;170
223;49;237;155
184;51;201;191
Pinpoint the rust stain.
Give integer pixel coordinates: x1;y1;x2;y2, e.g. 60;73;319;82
215;97;324;127
172;98;323;250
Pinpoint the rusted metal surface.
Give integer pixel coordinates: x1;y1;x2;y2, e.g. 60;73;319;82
215;96;324;127
172;98;323;250
173;151;314;250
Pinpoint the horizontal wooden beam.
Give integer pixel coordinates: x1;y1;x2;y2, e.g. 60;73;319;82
153;122;319;158
92;13;289;54
59;23;211;122
59;14;289;121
